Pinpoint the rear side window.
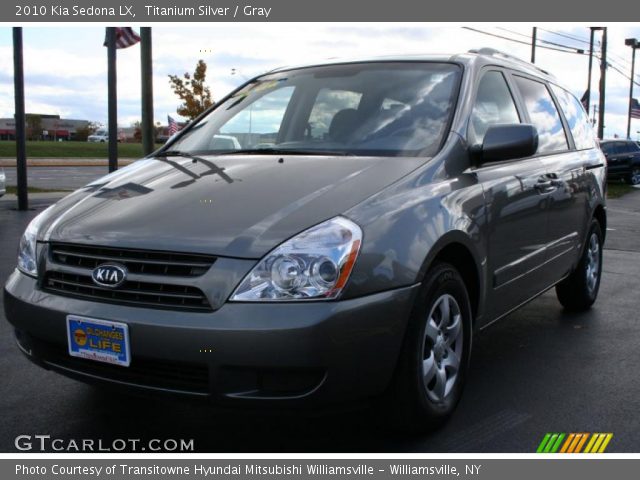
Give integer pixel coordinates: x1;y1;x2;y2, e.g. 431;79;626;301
621;141;640;153
514;76;569;154
468;71;520;145
550;85;596;150
600;142;614;155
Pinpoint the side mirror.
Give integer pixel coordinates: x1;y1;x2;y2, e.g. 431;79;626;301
478;124;538;164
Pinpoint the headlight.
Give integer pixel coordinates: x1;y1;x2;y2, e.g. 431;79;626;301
230;216;362;301
17;206;52;277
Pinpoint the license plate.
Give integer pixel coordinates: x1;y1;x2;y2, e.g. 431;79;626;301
66;315;130;367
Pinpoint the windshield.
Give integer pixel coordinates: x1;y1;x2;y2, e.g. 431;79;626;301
167;62;461;157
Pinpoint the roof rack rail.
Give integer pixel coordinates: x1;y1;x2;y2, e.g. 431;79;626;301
468;48;551;76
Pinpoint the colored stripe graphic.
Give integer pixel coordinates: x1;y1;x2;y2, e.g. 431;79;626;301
538;433;612;453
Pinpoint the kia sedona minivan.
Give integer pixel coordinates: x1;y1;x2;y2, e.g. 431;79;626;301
4;49;606;430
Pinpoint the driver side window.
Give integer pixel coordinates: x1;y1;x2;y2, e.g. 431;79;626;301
469;71;520;145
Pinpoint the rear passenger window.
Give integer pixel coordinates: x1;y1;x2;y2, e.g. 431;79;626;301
468;71;520;145
514;76;569;154
550;85;596;150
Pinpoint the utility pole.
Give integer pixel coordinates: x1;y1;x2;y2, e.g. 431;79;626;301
140;27;154;156
625;38;639;140
597;27;607;140
586;27;601;113
12;27;28;211
531;27;537;63
106;27;118;172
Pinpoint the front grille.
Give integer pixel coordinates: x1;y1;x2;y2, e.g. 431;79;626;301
44;271;212;312
28;335;210;394
50;243;215;277
44;243;215;312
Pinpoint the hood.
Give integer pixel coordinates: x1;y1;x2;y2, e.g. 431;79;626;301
40;155;424;258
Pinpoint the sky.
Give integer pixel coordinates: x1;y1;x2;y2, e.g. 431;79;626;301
1;24;640;139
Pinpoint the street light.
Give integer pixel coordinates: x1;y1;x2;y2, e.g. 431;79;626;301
625;37;640;139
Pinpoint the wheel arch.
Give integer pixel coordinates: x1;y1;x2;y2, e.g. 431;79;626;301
417;232;484;324
593;203;607;243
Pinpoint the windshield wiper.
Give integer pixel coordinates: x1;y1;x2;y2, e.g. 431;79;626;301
154;151;234;184
155;148;355;158
154;150;198;160
213;148;355;157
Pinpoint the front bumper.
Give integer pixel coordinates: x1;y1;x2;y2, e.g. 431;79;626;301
4;270;418;407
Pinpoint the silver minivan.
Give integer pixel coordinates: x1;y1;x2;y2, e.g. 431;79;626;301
4;49;606;430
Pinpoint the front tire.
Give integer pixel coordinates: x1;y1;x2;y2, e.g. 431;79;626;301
384;262;472;432
555;219;603;311
628;167;640;186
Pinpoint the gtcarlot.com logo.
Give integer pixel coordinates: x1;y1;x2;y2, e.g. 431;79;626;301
15;435;195;452
536;433;613;453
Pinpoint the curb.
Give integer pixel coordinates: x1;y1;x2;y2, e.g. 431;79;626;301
0;158;137;167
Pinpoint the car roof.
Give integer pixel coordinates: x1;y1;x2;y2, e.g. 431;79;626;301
266;48;557;83
601;139;634;143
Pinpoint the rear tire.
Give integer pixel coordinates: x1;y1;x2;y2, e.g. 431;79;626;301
628;167;640;186
383;262;472;432
555;219;603;311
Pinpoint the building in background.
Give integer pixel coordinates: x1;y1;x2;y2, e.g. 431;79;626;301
0;114;89;141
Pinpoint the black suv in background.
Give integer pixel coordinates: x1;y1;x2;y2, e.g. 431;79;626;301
601;139;640;185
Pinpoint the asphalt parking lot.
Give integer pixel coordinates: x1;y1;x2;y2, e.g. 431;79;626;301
3;165;107;190
1;188;639;453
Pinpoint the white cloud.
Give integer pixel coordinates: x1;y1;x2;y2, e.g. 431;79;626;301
1;24;640;138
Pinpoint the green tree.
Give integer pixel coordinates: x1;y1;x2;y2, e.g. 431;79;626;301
25;114;42;141
74;121;101;142
168;60;214;120
131;120;142;142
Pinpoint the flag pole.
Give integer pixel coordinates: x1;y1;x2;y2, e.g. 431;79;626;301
140;27;154;156
13;27;28;211
107;27;118;172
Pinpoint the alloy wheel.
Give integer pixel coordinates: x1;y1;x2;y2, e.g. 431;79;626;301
421;294;464;403
585;232;600;295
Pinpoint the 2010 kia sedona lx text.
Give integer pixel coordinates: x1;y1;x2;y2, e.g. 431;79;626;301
4;49;606;430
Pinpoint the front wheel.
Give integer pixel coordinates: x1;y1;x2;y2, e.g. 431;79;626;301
384;262;472;432
555;219;603;311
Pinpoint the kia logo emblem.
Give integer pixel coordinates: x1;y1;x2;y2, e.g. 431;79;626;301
91;263;128;288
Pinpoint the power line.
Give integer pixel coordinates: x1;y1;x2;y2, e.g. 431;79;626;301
498;26;634;73
463;27;588;56
607;61;640;88
464;26;640;89
537;28;592;46
497;27;589;53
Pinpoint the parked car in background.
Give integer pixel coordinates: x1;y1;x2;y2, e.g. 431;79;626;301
210;134;241;150
87;129;125;143
0;167;5;197
600;139;640;185
5;49;606;431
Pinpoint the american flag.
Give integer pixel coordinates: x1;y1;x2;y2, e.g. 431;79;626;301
580;90;589;111
631;98;640;120
168;115;179;136
103;27;141;49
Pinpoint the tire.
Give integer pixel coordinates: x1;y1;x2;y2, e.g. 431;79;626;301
555;219;603;311
383;262;472;432
627;167;640;186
